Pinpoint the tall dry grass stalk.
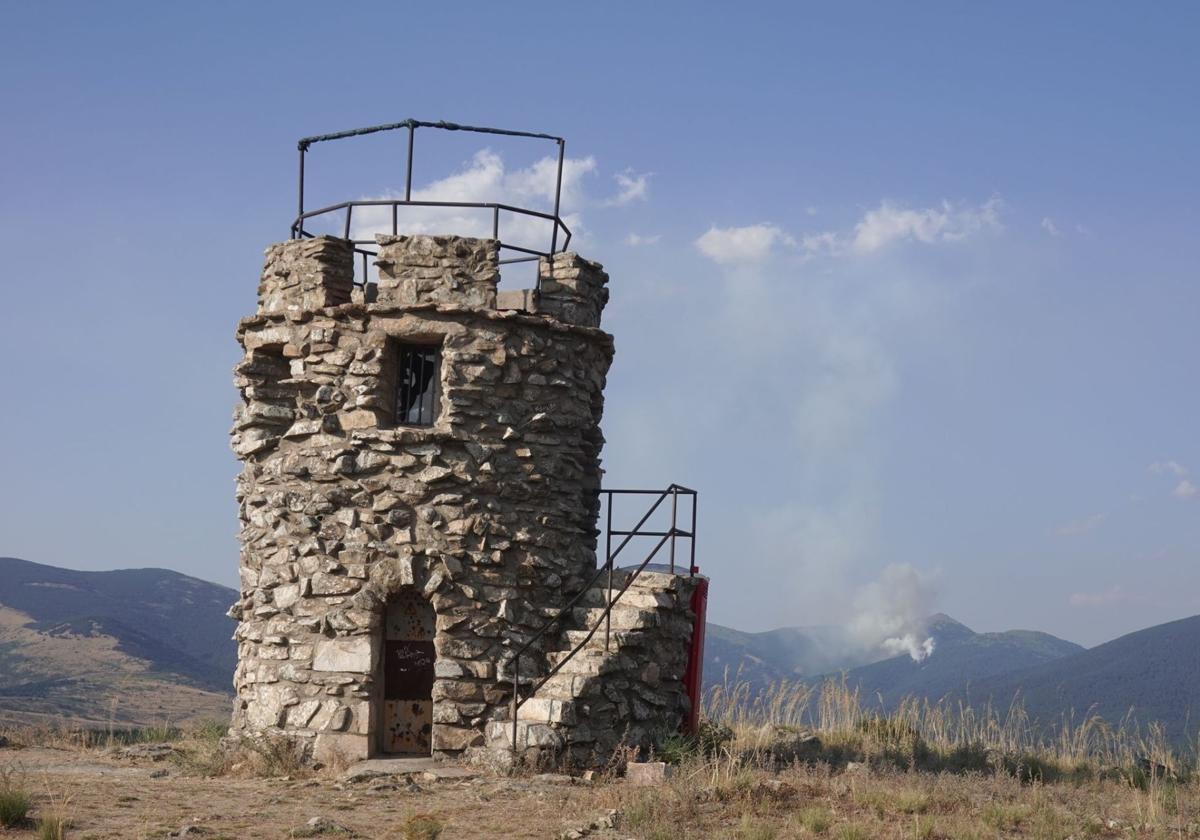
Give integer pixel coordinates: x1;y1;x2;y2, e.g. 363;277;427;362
703;676;1196;776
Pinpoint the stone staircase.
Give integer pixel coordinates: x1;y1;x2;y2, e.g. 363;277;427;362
485;566;699;763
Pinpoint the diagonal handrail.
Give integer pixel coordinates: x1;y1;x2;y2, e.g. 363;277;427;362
507;483;697;752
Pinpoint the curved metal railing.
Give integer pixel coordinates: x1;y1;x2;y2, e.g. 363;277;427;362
289;119;573;286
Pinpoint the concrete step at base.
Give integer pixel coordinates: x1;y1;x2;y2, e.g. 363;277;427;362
577;587;677;610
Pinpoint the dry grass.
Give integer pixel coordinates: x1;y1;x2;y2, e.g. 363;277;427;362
0;716;188;752
704;676;1192;782
1;681;1198;837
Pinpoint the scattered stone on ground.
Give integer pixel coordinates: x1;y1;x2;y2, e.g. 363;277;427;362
751;778;796;801
299;815;355;836
760;726;822;765
167;825;210;837
625;761;672;786
558;808;622;839
114;743;176;761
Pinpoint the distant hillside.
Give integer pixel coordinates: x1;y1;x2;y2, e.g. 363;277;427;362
832;614;1084;709
962;613;1200;740
0;557;236;726
704;623;884;690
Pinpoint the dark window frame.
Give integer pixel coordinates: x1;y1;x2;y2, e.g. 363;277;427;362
391;342;441;428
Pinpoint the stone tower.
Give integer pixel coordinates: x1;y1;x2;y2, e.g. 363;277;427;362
228;122;705;765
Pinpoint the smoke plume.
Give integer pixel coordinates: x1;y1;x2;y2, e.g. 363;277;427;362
849;563;937;662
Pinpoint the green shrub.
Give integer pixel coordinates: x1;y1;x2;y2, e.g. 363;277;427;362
696;720;734;756
795;806;832;834
656;733;696;765
0;768;31;828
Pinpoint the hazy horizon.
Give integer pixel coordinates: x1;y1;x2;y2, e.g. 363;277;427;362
3;3;1198;649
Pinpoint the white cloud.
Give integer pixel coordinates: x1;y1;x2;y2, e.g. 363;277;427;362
800;230;841;255
605;169;650;206
625;232;661;246
694;223;795;265
672;195;999;630
1041;217;1061;237
699;197;1003;265
1069;585;1125;608
1055;512;1106;537
1148;462;1196;500
341;149;597;253
849;198;1002;254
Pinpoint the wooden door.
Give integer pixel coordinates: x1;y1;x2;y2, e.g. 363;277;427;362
381;590;435;754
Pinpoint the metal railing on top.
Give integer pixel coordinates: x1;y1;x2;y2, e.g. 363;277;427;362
289;120;573;289
508;484;698;752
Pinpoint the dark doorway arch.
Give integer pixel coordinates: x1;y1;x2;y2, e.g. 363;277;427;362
380;588;435;755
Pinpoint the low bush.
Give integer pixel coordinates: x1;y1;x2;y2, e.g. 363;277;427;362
0;767;31;828
401;812;444;840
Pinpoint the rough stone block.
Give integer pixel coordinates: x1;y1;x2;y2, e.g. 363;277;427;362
496;288;538;313
313;732;369;765
374;235;499;308
431;725;485;751
257;237;354;315
626;761;673;786
312;637;373;673
537;252;608;327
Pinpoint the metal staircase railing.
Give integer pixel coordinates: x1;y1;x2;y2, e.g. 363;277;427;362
507;484;697;752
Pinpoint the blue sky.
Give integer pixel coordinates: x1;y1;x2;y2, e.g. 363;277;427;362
2;2;1198;648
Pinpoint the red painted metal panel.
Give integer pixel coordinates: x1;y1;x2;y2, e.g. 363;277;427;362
683;576;709;734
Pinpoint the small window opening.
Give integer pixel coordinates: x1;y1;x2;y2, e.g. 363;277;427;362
394;345;440;427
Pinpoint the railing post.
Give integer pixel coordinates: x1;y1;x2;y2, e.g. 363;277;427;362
295;146;306;239
405;124;415;202
343;205;352;240
690;491;698;577
550;139;564;253
605;492;613;653
493;206;500;240
669;486;678;575
391;203;398;236
511;652;519;755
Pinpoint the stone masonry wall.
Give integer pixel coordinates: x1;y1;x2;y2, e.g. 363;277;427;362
230;235;613;761
230;234;700;766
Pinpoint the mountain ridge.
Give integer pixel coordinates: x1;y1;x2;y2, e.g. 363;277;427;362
959;612;1200;739
4;556;1197;740
0;556;236;726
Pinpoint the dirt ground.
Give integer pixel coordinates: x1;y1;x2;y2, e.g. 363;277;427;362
3;742;1198;839
0;746;623;840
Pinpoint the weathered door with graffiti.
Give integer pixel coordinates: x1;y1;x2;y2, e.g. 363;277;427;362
382;590;435;754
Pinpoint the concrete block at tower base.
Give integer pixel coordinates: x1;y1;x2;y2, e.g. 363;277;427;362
626;761;673;786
